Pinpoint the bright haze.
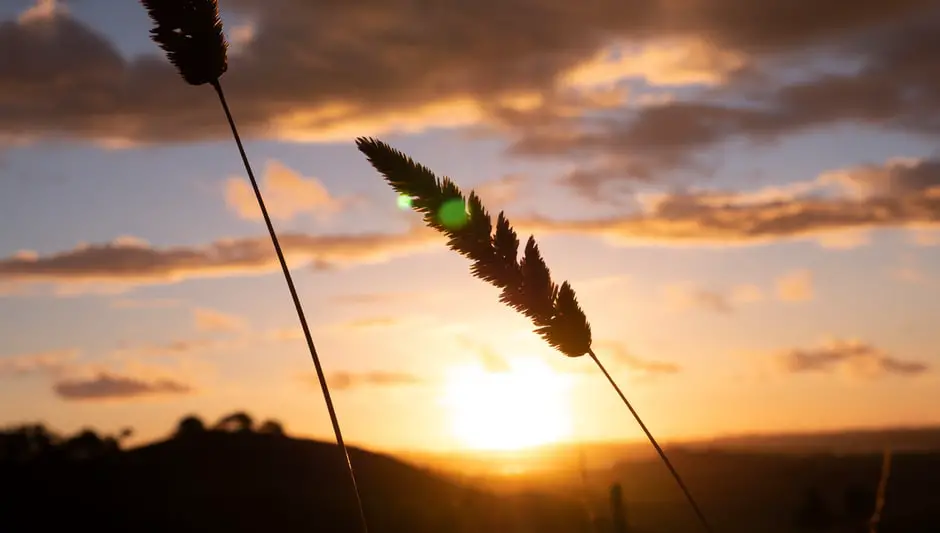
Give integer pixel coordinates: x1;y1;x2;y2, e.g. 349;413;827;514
0;0;938;453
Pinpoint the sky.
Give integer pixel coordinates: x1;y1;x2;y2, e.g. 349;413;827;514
2;0;940;453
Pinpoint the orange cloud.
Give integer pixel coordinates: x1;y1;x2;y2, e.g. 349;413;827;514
337;316;403;330
329;290;422;306
225;160;347;222
2;0;928;147
514;158;940;247
663;282;762;314
473;174;529;210
560;38;747;88
731;284;764;304
7;156;940;299
595;341;681;377
0;349;78;377
18;0;62;24
109;297;183;309
192;308;247;333
664;284;735;314
320;371;424;391
0;340;218;404
775;270;814;302
108;325;319;361
53;372;193;401
775;339;929;379
507;16;940;190
0;226;441;290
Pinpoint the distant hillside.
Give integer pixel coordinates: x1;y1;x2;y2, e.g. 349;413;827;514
5;426;940;533
412;447;940;533
696;426;940;454
404;426;940;480
0;431;588;533
599;448;940;533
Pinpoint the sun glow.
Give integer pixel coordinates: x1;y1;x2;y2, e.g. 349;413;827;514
443;357;573;451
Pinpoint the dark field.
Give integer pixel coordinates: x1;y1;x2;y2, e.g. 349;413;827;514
2;421;939;533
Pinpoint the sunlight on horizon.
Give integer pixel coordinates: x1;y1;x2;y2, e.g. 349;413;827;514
442;357;573;451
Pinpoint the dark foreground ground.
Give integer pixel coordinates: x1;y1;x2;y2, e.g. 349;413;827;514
591;449;940;533
2;427;939;533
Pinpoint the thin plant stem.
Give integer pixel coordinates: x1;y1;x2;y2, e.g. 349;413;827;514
355;138;715;532
576;446;598;533
588;349;714;533
211;79;370;533
869;447;892;533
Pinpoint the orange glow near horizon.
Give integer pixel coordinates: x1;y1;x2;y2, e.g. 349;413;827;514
442;358;573;451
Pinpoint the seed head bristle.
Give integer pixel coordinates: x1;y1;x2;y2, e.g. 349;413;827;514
140;0;228;86
355;136;593;357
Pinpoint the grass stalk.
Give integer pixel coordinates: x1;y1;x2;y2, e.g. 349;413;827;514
589;349;712;532
356;136;713;533
212;80;369;533
139;2;368;531
868;447;892;533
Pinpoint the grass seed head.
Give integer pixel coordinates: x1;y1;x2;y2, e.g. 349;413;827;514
356;136;593;357
140;0;229;86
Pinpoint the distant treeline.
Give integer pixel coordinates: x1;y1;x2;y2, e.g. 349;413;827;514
0;410;284;465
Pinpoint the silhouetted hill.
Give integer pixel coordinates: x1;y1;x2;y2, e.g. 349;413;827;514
407;446;940;533
0;431;588;533
7;420;940;533
593;449;940;533
698;426;940;454
403;426;940;481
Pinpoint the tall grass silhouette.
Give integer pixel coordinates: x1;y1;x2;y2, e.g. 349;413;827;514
138;2;368;531
357;136;715;533
869;447;892;533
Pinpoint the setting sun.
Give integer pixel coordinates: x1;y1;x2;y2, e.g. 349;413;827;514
442;357;573;451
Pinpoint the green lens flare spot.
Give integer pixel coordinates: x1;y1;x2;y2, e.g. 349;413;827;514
438;198;470;229
397;194;413;210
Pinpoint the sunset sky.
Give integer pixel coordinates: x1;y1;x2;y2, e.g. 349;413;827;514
2;0;940;452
